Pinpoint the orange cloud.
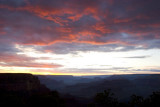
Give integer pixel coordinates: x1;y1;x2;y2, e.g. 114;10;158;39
0;53;33;62
114;18;133;23
0;0;160;48
0;53;62;68
0;1;101;25
93;23;113;34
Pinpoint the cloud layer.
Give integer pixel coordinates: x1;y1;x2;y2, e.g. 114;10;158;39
0;0;160;74
0;0;160;46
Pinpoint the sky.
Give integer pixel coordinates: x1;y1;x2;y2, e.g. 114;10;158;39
0;0;160;75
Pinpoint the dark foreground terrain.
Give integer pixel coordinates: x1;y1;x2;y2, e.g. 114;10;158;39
1;73;160;107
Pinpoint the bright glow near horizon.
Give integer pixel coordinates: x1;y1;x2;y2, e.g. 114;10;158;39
1;44;160;76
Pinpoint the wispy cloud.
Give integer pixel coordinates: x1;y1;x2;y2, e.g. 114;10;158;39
122;56;151;59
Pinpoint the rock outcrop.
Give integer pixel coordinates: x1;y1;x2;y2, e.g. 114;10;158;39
0;73;49;92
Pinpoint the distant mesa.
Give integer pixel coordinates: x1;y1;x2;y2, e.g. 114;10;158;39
0;73;49;92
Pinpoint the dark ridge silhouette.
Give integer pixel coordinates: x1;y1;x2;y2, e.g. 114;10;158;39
0;73;49;92
0;73;65;107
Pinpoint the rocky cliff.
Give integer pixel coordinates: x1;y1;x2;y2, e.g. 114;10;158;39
0;73;49;92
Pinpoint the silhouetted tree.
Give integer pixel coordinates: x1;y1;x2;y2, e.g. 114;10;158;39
129;94;144;107
147;91;160;107
28;91;65;107
94;89;119;107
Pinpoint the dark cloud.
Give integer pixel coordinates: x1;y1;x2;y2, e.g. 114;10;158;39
134;69;160;73
122;56;150;59
0;0;27;7
33;42;150;54
0;43;19;54
0;0;159;46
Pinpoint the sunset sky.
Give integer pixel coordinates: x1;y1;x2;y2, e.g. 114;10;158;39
0;0;160;75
